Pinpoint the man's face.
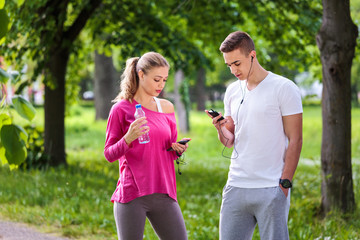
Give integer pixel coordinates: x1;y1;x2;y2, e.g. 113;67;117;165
223;49;252;81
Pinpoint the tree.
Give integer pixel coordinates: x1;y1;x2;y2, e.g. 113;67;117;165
316;0;358;214
4;0;102;166
94;51;117;120
195;67;206;111
42;0;102;166
174;70;188;132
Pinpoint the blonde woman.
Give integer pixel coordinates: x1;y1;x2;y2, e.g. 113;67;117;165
104;52;189;240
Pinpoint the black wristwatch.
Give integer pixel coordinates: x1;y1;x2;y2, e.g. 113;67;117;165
279;179;292;188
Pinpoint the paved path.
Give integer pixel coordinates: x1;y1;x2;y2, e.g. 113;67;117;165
0;220;69;240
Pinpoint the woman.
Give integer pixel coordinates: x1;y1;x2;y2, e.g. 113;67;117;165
104;52;189;240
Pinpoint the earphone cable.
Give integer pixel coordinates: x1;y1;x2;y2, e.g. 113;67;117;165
219;56;253;159
218;123;238;159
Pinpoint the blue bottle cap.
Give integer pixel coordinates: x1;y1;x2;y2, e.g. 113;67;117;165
135;104;142;108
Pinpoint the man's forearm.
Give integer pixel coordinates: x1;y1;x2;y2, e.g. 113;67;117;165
217;125;235;148
281;138;303;180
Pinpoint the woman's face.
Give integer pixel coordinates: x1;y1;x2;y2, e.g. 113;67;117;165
138;66;169;97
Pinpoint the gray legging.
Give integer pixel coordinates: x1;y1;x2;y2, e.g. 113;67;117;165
113;193;188;240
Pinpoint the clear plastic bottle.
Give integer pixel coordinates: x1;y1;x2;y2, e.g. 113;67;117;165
134;104;150;144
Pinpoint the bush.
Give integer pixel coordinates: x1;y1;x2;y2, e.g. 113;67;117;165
19;125;50;171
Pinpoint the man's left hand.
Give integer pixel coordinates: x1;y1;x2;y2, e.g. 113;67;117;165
279;185;289;197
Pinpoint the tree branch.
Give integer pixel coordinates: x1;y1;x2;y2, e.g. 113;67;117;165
64;0;102;43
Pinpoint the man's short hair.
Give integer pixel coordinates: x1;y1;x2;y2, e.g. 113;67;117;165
219;31;255;55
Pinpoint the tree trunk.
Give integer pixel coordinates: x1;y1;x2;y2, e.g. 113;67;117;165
41;0;101;167
316;0;358;215
44;50;69;166
196;67;207;111
94;51;118;120
174;69;188;133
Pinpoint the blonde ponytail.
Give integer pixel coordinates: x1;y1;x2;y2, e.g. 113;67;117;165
113;57;139;102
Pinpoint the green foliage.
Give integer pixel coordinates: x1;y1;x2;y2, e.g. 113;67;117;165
1;0;323;99
1;105;360;239
0;8;9;39
2;0;100;86
160;0;322;78
302;95;322;107
11;95;36;121
0;78;36;168
0;124;27;165
0;67;10;84
0;0;38;168
0;105;31;167
65;32;94;107
87;0;210;72
19;125;49;171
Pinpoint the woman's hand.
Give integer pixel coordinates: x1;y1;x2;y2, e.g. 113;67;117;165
124;117;150;145
171;138;191;156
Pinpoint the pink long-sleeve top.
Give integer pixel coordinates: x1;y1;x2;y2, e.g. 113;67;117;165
104;99;180;203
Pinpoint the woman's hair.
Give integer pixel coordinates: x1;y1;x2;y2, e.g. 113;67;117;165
219;31;255;55
113;52;170;102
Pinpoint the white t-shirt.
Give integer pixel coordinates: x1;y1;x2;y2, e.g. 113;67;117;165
223;72;303;188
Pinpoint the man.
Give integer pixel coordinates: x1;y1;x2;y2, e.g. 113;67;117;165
206;31;303;240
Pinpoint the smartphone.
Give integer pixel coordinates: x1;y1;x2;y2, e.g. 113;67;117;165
177;139;190;145
208;109;225;122
167;139;191;151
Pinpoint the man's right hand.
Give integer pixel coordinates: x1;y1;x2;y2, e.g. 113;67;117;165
205;110;228;129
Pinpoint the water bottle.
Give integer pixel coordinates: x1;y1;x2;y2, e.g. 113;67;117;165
134;104;150;144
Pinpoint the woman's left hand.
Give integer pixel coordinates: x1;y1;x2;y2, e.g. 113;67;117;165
171;138;191;156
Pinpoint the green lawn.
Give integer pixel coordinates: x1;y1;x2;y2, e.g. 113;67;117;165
0;105;359;239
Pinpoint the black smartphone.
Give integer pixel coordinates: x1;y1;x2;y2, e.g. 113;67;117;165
167;139;191;151
177;139;190;145
208;109;225;122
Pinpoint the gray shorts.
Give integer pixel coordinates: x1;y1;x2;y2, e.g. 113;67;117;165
220;185;290;240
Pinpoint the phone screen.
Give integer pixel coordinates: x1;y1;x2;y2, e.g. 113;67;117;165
178;139;190;145
208;110;219;117
209;109;224;121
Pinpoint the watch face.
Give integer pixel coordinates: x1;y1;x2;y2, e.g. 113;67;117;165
280;179;292;188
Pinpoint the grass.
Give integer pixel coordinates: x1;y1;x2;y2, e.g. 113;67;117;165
0;104;359;239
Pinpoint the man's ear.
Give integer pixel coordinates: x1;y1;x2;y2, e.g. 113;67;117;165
250;50;256;60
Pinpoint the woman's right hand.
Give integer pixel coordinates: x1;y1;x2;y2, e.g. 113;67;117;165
124;117;150;145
